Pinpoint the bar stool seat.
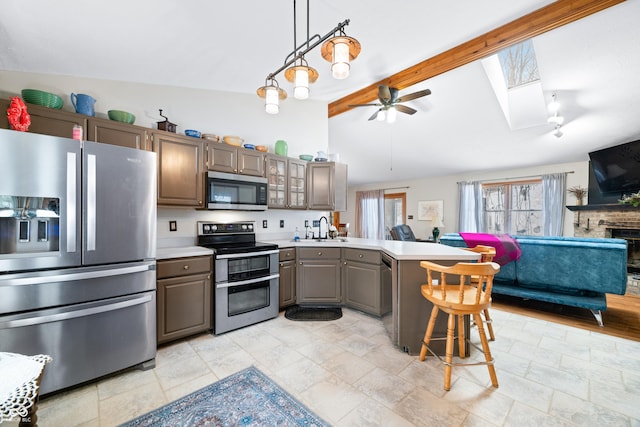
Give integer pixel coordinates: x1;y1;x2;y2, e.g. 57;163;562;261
419;260;500;391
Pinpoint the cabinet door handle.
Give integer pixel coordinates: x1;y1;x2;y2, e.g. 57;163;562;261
183;265;190;270
359;254;363;258
317;251;322;256
299;262;303;265
344;261;347;265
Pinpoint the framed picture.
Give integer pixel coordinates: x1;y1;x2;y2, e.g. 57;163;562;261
418;200;443;221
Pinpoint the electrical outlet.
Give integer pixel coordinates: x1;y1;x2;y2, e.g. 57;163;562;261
262;220;268;228
408;215;414;220
169;220;177;232
280;220;284;228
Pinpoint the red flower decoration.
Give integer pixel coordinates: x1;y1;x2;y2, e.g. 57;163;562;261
7;96;31;132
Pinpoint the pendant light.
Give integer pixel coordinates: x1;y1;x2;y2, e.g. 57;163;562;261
284;58;318;100
257;78;287;114
320;35;361;80
256;0;360;113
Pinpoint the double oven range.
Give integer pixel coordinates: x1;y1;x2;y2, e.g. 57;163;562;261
197;222;279;334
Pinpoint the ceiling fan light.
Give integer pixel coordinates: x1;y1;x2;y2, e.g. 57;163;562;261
386;106;397;123
547;115;564;125
377;110;386;121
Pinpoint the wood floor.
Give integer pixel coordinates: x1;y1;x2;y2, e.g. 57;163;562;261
491;293;640;342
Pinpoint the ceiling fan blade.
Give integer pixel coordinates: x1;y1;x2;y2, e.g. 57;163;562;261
368;109;381;121
378;85;391;104
348;103;381;108
396;89;432;103
395;104;417;115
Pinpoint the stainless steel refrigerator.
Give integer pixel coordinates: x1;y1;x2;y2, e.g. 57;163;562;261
0;128;157;395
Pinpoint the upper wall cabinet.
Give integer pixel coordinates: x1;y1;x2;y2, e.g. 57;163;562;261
207;143;264;176
87;118;149;151
266;155;307;209
307;162;348;211
8;101;87;139
153;131;205;208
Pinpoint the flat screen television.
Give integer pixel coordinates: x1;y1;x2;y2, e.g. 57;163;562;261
588;139;640;195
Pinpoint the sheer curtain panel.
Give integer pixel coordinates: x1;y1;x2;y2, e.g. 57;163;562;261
355;190;385;239
458;181;484;232
542;173;566;236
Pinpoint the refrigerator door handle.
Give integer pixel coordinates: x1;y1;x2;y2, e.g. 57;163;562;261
0;293;153;329
0;263;154;287
67;152;77;253
87;153;97;251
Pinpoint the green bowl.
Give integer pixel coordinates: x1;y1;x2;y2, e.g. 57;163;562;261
21;89;64;109
299;154;314;161
108;110;136;124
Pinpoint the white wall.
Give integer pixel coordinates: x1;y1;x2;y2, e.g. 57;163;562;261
1;70;330;243
343;161;589;239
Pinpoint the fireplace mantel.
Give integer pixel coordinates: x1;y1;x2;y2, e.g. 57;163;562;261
566;204;638;212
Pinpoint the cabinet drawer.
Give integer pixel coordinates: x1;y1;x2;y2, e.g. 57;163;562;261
157;256;212;279
279;248;296;261
297;247;341;259
344;248;381;265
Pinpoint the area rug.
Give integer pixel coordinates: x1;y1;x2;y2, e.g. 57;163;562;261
118;366;329;427
284;305;343;321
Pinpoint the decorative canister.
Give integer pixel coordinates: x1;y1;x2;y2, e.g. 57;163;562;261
275;140;288;156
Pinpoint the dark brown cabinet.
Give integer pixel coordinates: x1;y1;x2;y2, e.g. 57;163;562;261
296;247;342;304
266;155;307;209
153;131;205;207
343;248;390;316
156;256;212;344
279;248;297;309
207;144;265;176
87;117;149;150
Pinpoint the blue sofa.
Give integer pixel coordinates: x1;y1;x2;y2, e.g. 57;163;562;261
440;233;628;326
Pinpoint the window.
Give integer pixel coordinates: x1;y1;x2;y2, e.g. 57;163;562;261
483;180;542;235
384;193;406;240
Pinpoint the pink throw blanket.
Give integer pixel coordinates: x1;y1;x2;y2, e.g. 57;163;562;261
459;233;522;266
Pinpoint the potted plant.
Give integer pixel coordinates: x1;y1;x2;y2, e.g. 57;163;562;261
619;190;640;207
567;186;587;205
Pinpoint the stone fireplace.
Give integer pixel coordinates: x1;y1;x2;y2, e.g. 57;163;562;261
568;204;640;273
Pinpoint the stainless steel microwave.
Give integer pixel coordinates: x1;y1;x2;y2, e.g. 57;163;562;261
206;171;268;210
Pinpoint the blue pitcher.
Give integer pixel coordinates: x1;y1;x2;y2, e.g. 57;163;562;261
70;93;96;116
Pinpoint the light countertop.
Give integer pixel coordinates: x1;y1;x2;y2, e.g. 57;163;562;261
261;237;479;261
156;246;213;260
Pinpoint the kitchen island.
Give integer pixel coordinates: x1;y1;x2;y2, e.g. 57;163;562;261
263;237;480;356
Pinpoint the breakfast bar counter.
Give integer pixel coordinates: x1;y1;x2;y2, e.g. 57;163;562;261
264;237;480;355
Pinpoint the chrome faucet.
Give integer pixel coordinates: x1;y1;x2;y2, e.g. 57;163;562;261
319;216;329;240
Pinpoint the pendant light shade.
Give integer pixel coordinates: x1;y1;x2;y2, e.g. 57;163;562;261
257;78;287;114
321;35;361;80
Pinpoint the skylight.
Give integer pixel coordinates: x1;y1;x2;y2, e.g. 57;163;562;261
498;40;540;88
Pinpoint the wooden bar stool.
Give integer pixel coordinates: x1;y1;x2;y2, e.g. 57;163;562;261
464;245;497;341
419;260;500;391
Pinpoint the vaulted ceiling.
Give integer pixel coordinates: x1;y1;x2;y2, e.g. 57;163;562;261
1;0;639;184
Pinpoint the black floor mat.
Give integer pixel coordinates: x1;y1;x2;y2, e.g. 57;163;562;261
284;305;343;321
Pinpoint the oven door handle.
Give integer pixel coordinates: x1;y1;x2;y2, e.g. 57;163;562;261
215;249;279;260
216;273;280;288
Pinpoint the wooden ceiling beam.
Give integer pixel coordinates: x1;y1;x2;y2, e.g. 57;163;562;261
328;0;625;118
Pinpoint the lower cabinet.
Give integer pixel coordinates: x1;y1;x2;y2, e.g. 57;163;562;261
278;248;296;309
343;248;391;316
156;256;212;344
296;247;342;304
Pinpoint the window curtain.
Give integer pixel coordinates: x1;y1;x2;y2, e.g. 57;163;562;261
355;189;385;239
542;173;566;236
458;181;483;232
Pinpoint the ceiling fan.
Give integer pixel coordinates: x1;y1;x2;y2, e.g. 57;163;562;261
349;85;432;121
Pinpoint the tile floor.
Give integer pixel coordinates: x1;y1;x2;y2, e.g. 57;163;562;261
33;307;640;427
